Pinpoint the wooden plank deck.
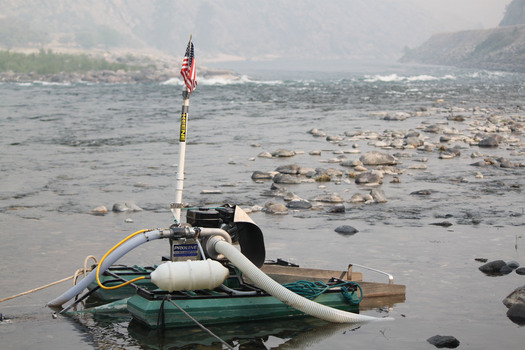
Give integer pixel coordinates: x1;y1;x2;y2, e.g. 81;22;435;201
258;264;406;310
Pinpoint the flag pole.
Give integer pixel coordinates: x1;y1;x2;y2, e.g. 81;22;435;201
171;35;195;224
172;86;189;224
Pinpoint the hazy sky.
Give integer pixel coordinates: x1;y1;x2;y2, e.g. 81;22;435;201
417;0;510;29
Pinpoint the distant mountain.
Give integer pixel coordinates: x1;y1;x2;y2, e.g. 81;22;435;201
500;0;525;26
401;0;525;72
0;0;508;67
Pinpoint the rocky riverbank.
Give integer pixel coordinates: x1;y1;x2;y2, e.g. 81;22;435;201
0;50;239;84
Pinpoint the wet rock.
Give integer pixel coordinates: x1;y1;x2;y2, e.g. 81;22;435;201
500;265;514;275
430;221;453;227
355;170;383;185
359;151;397;165
310;193;345;203
309;150;322;156
408;164;428;170
498;158;516;168
335;225;358;235
348;193;366;203
427;335;460;348
258;151;273;158
439;149;461;159
315;174;332;182
272;149;296;157
273;173;302;184
478;260;507;275
507;303;525;325
507;261;520;269
327;204;345;213
370;188;387;203
261;183;288;197
423;124;441;133
125;218;134;223
326;135;345;142
404;137;423;148
275;164;300;174
307;128;326;137
410;189;434;196
251;171;275;180
376;165;404;175
91;205;108;215
264;202;289;215
516;267;525;275
112;202;143;212
286;200;312;209
478;136;500;148
340;159;363;168
503;285;525;308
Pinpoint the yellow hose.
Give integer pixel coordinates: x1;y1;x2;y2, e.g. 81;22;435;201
95;229;153;290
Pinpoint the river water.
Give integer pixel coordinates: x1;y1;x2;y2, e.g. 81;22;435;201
1;63;524;349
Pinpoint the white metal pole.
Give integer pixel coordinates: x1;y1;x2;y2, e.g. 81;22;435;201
172;87;190;224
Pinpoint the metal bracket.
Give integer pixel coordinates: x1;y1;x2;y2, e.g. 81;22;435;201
348;263;394;284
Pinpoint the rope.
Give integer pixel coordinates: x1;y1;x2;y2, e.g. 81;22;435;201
282;280;363;304
0;255;100;304
164;297;234;350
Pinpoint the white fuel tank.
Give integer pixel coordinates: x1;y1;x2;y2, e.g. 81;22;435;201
150;259;229;292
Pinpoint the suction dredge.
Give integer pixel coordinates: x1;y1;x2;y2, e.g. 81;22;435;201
47;37;405;334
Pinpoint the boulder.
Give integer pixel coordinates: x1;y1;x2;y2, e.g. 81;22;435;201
507;303;525;325
272;149;296;157
503;285;525;308
478;260;507;275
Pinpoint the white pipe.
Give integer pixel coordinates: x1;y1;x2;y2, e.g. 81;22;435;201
213;239;389;323
47;229;165;307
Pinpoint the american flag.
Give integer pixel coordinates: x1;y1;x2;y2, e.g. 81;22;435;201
180;38;197;93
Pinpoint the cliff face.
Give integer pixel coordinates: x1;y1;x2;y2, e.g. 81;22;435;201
500;0;525;26
401;0;525;72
